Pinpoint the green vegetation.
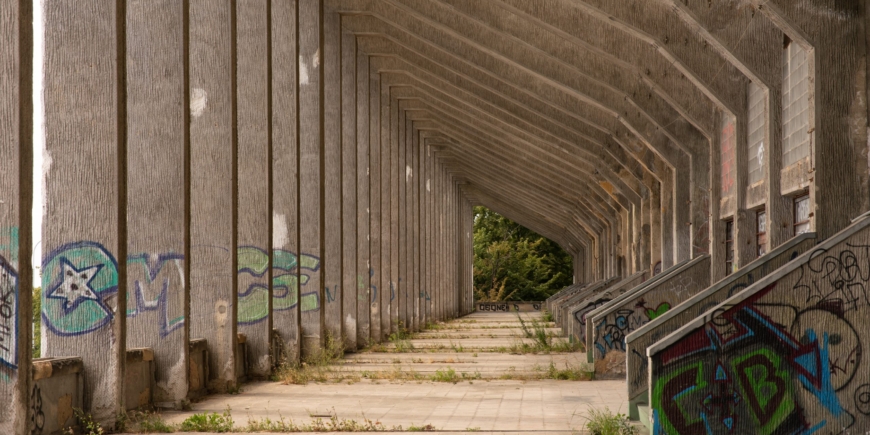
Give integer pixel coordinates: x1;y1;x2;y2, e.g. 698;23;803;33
584;407;639;435
473;206;573;302
179;407;234;432
274;332;345;385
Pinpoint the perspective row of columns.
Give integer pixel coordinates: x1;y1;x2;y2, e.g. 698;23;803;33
0;0;474;432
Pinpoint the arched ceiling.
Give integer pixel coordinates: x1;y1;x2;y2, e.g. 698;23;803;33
327;0;799;274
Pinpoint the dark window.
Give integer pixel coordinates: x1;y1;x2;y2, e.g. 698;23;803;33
794;194;810;235
725;219;734;275
756;209;767;257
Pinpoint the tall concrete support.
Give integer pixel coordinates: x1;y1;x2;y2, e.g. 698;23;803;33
43;0;126;423
340;31;358;351
388;90;400;333
189;0;239;392
271;0;301;364
410;128;421;329
368;68;382;342
322;3;343;347
236;0;272;378
397;110;408;330
379;77;392;337
355;48;371;346
0;2;32;432
298;0;325;358
125;0;189;406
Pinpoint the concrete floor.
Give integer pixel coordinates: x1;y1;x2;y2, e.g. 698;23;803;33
151;312;629;434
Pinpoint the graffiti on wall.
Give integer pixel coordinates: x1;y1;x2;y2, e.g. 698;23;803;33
126;252;185;337
0;255;18;369
237;247;321;324
572;299;609;343
651;243;870;434
30;383;45;434
42;242;118;336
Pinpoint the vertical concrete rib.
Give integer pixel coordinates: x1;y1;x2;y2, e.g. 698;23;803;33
340;30;358;351
368;67;382;342
323;2;343;348
298;0;325;358
379;76;392;337
271;0;301;364
43;0;126;422
236;0;272;378
125;0;189;406
0;1;32;431
189;0;238;392
411;128;420;329
355;48;371;346
389;89;400;333
397;109;408;330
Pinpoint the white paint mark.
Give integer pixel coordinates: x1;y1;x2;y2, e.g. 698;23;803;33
426;179;431;192
300;56;309;85
345;314;355;334
256;355;271;375
366;207;370;213
157;358;189;402
406;165;412;182
757;141;764;166
312;49;320;69
190;88;208;118
273;213;289;247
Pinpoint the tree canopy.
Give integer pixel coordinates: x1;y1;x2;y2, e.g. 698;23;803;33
473;206;574;302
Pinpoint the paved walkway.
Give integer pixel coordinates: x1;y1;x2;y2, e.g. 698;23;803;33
150;312;629;434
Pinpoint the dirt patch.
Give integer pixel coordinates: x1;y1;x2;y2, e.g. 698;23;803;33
594;350;626;377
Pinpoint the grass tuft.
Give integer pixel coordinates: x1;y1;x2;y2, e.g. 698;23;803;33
584;407;638;435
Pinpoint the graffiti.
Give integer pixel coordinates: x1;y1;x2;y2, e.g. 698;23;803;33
573;299;609;343
793;243;870;312
0;255;18;369
653;261;662;276
637;299;670;321
478;303;509;312
326;285;338;303
126;253;185;337
42;242;118;336
369;268;377;305
237;247;320;324
653;282;861;434
30;384;44;434
390;281;396;301
596;309;646;354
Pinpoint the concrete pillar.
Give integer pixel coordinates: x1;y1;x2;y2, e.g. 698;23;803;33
322;3;342;348
397;110;408;331
125;0;189;406
389;90;400;333
43;0;126;423
379;78;392;337
298;0;325;359
410;128;421;329
423;145;433;322
368;68;382;342
355;48;371;346
641;191;651;272
189;0;238;392
0;2;33;432
659;164;675;270
649;178;662;275
236;0;272;378
340;31;358;351
271;0;301;365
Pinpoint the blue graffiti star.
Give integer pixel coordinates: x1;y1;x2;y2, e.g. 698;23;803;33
46;258;103;313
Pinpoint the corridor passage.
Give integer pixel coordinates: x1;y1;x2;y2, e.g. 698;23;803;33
157;312;626;433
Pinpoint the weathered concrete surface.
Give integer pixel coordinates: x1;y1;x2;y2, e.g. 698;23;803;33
189;0;239;393
0;1;32;432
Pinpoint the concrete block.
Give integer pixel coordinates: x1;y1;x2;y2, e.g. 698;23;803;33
30;357;84;435
124;348;155;411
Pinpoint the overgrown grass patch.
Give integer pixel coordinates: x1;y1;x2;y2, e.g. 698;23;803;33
584;407;638;435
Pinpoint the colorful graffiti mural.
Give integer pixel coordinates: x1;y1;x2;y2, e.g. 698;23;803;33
651;243;870;434
126;252;185;337
237;247;320;324
42;242;119;336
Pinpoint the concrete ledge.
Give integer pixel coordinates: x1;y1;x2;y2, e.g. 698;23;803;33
476;302;543;313
188;338;209;400
125;347;156;411
566;272;647;343
31;357;84;435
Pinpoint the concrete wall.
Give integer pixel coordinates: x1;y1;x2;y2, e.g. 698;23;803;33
31;357;84;435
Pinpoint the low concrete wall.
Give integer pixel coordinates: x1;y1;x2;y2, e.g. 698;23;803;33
624;234;815;415
555;277;619;332
187;339;209;400
546;282;585;317
124;348;155;411
647;217;870;434
568;272;647;344
588;256;710;366
236;333;248;383
31;357;83;435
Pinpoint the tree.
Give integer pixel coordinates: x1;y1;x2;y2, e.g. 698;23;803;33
473;206;573;302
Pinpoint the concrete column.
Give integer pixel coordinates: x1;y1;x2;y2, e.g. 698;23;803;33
236;0;272;378
322;3;342;348
368;68;382;342
298;0;325;359
125;0;189;406
423;145;433;322
379;78;392;337
271;0;301;365
340;31;358;351
641;191;651;273
389;90;400;334
189;0;238;392
659;164;675;270
355;48;371;346
43;0;126;423
0;2;32;432
410;129;421;329
649;178;662;275
397;110;408;331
